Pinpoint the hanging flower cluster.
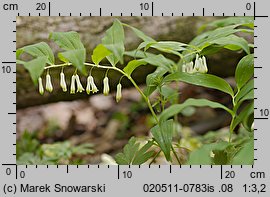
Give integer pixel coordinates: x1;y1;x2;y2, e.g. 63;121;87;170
182;54;208;74
38;70;123;103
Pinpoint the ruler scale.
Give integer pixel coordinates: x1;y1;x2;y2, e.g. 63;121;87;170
0;0;269;196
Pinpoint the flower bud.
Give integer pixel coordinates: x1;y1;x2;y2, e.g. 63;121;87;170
60;72;67;92
116;83;122;102
45;74;53;92
194;54;201;72
199;56;208;73
182;64;186;72
38;77;44;95
75;74;84;93
186;62;194;74
70;75;76;94
103;76;110;96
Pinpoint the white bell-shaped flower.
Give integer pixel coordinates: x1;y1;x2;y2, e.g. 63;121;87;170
38;77;44;95
86;76;91;94
103;76;110;96
90;76;99;93
86;75;99;94
75;74;84;93
70;75;76;94
199;56;208;73
45;74;53;92
194;54;201;72
116;83;122;103
60;72;67;92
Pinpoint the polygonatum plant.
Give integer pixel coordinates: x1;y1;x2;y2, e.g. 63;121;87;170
17;17;254;165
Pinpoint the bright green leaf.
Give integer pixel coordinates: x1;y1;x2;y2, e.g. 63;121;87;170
160;98;233;122
151;119;174;161
16;48;24;59
235;54;254;90
102;19;125;66
164;72;234;96
91;44;111;65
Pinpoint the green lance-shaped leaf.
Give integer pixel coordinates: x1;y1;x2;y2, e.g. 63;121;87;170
91;44;111;65
190;25;240;46
235;54;254;90
164;72;234;97
150;119;174;161
23;57;47;85
145;41;187;57
202;35;250;54
145;41;187;51
159;98;233;122
49;31;86;75
102;19;125;66
206;16;254;29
